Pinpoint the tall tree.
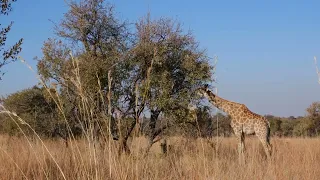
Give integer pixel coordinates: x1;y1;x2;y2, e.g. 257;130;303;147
37;0;213;154
0;0;23;79
37;0;129;141
131;16;213;152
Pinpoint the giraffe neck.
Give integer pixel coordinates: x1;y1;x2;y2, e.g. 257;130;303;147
210;96;235;115
204;91;238;116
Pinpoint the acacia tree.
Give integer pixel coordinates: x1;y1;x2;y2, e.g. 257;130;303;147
130;16;213;152
37;0;129;140
37;0;213;154
89;15;214;153
0;0;23;79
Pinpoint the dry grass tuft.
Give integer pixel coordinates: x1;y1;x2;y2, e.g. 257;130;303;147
0;135;319;179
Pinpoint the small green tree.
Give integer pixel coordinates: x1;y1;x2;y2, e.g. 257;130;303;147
1;86;57;136
266;115;282;136
212;113;232;137
305;102;320;136
280;119;298;137
293;118;313;137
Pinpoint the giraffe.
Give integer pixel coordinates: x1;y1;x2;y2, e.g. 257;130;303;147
198;85;272;163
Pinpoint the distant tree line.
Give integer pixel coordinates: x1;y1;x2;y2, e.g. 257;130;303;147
1;85;319;140
268;102;320;137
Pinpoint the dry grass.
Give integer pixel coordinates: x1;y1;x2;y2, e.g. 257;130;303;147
0;135;318;180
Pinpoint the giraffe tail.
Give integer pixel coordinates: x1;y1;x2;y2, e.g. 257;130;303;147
264;119;271;145
264;118;271;144
264;118;272;155
266;119;271;128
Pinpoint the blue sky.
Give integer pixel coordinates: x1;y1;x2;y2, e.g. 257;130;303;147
1;0;320;117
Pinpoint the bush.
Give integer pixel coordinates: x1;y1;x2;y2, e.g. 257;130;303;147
1;86;57;137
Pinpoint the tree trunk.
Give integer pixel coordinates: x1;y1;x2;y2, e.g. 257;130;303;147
145;109;161;154
107;70;118;140
118;119;136;155
134;82;141;135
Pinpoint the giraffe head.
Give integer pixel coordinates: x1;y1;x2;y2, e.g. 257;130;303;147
197;84;215;99
197;84;210;96
197;84;219;106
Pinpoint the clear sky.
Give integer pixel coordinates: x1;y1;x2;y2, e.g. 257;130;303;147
1;0;320;117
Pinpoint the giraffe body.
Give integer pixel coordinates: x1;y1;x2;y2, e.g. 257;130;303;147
198;86;271;162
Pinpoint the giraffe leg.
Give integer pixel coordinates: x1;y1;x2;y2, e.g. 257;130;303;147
240;132;245;163
257;132;272;160
235;130;245;164
261;139;271;160
241;132;246;152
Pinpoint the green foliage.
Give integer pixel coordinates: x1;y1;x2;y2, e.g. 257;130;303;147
129;16;213;145
137;17;212;112
174;106;214;138
0;0;23;79
265;104;320;137
306;102;320;135
1;86;57;136
280;119;296;137
266;115;282;135
212;113;232;137
133;15;212;125
293;118;313;137
37;0;129;112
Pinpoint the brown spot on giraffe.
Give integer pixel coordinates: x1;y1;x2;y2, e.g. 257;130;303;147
198;85;272;163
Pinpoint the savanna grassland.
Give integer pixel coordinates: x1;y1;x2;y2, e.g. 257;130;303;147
1;0;320;180
0;135;319;180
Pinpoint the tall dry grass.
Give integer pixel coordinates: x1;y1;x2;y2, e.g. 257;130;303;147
0;135;319;180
